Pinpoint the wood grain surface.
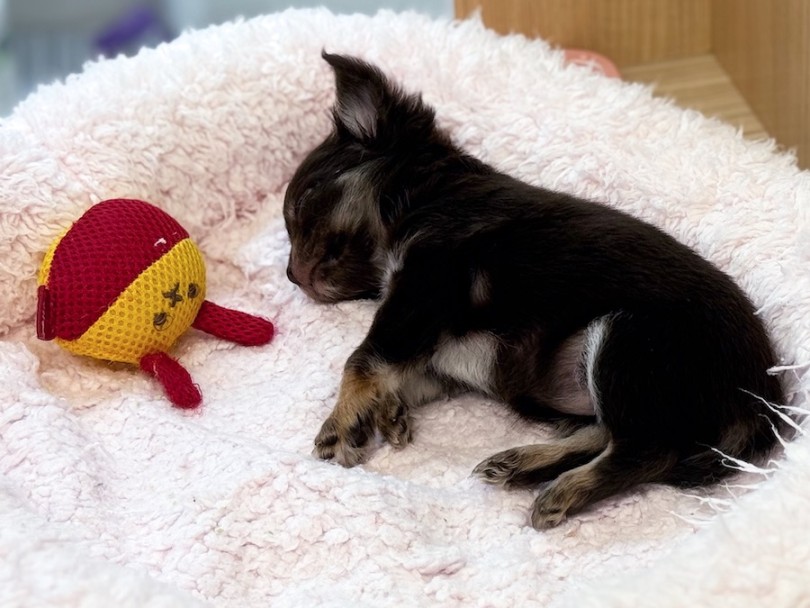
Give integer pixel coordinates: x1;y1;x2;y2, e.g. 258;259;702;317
454;0;711;66
622;54;768;141
712;0;809;166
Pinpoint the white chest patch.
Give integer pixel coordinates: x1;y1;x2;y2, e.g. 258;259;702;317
380;248;405;298
430;332;498;394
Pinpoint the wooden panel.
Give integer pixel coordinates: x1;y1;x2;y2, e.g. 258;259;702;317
712;0;810;168
454;0;711;67
622;55;768;141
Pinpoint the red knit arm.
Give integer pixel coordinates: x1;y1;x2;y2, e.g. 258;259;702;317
192;300;274;346
139;352;202;409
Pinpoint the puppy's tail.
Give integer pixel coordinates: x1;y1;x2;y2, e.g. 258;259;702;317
667;383;788;487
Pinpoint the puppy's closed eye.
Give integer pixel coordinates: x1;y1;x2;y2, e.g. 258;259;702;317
323;233;349;261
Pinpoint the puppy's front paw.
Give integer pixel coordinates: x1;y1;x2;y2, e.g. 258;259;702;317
313;417;340;460
378;401;412;450
313;400;413;467
312;414;373;467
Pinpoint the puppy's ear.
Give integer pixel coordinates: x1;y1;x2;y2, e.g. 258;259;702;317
322;51;435;143
322;52;390;140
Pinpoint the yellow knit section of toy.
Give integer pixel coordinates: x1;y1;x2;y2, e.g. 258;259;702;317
57;238;207;364
38;227;70;286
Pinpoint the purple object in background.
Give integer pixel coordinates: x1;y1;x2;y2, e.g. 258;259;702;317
94;5;172;57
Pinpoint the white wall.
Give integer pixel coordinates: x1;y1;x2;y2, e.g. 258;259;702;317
165;1;453;30
9;0;453;31
2;0;454;116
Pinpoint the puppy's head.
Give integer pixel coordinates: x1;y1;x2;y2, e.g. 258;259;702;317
283;52;439;303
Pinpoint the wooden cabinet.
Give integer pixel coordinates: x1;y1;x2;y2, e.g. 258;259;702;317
455;0;809;167
713;0;809;168
454;0;710;66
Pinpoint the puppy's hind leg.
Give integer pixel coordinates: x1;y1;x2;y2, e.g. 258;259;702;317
530;440;677;529
473;424;610;487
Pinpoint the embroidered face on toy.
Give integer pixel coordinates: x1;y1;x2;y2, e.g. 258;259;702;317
37;199;207;363
37;198;274;408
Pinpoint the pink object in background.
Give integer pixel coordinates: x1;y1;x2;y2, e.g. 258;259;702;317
563;48;621;78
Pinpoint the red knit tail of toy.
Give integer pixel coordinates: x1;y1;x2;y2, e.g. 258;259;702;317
192;300;275;346
139;352;202;409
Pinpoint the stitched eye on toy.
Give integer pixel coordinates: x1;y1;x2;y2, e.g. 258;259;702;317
153;311;172;331
162;282;183;308
188;283;199;299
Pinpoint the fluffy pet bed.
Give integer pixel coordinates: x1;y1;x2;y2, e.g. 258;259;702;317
1;9;809;607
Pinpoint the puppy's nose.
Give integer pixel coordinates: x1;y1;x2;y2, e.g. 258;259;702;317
286;264;301;286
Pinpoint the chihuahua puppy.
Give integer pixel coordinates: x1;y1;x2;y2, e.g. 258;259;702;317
283;52;784;528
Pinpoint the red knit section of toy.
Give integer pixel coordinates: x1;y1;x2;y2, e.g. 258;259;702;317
192;300;275;346
139;351;202;409
47;199;189;340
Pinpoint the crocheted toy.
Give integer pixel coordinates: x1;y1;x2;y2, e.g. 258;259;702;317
36;198;275;408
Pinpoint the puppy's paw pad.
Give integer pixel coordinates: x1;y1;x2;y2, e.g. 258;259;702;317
313;415;374;467
472;449;521;485
531;491;568;529
314;419;338;457
380;403;412;449
531;506;566;530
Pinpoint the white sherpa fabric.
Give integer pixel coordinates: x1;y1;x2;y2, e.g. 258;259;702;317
1;9;809;607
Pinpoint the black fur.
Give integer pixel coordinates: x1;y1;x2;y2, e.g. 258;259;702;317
283;52;785;528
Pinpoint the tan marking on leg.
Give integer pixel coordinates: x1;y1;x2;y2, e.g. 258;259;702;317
520;425;609;470
473;424;609;486
531;443;614;529
332;366;382;428
531;444;676;529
